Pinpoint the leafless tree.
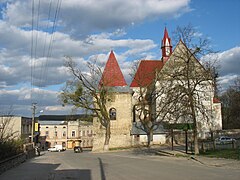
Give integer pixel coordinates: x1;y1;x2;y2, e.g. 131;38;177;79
221;76;240;129
0;110;19;143
131;61;180;147
160;24;218;154
60;57;114;151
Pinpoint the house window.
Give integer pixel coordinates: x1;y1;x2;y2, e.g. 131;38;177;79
109;108;116;120
72;131;76;137
63;131;66;137
82;130;85;136
45;131;49;137
55;131;57;137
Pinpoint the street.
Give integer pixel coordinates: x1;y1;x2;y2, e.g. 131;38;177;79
0;149;239;180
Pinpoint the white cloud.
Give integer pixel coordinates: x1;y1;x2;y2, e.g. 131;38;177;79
206;47;240;92
218;47;240;76
0;0;193;116
2;0;191;37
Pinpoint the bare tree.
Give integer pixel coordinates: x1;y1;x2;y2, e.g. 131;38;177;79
221;76;240;129
0;110;19;143
131;61;180;147
60;57;114;151
160;24;218;154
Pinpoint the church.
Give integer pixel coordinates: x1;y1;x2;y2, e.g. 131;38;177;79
92;28;222;151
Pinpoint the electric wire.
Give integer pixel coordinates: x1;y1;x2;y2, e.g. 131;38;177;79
39;0;52;88
30;0;62;111
30;0;35;104
37;0;62;108
42;0;62;85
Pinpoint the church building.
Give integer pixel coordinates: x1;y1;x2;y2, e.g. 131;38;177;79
92;28;222;151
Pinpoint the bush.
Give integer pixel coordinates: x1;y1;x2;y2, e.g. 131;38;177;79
0;139;24;161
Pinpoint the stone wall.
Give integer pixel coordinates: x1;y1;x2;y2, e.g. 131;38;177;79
0;143;35;175
0;153;26;175
92;91;133;151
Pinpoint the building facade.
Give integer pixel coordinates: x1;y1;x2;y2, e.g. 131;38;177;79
38;115;93;150
92;27;222;150
0;116;32;142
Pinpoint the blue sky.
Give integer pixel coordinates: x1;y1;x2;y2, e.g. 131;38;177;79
0;0;239;116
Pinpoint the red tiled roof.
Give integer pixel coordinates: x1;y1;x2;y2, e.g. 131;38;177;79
99;50;127;87
213;97;221;103
130;60;164;87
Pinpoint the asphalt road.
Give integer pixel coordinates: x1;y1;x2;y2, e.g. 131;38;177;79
0;149;239;180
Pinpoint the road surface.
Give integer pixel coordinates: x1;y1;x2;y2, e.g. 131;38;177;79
0;149;239;180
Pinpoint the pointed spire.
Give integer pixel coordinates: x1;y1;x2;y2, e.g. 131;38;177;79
161;27;172;63
163;27;169;40
99;50;127;87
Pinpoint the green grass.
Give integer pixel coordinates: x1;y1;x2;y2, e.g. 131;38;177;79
200;149;240;160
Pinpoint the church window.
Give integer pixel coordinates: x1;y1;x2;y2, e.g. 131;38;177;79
109;108;116;120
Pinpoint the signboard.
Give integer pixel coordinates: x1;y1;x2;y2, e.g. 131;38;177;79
35;122;39;132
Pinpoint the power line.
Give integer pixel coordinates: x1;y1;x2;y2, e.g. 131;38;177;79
32;0;41;91
42;0;62;86
30;0;62;109
39;0;52;88
30;0;35;104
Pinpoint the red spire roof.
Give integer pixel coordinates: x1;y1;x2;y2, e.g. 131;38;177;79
162;27;171;46
164;27;169;38
130;60;164;87
99;50;127;87
161;27;172;63
213;97;221;103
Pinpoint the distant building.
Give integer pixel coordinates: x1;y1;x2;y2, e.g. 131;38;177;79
38;114;93;149
0;116;32;142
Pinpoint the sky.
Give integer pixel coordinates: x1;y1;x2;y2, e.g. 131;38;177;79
0;0;239;117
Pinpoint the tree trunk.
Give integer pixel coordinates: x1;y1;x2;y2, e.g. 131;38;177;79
103;122;110;151
193;128;199;155
189;94;199;155
147;129;154;147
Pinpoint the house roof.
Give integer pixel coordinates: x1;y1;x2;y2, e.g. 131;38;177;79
130;60;164;87
99;50;127;87
213;97;221;103
38;114;92;121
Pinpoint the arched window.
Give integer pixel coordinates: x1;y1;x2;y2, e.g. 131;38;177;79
109;108;116;120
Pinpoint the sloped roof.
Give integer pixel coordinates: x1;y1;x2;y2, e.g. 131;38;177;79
99;50;127;87
38;114;91;121
130;60;163;87
162;40;210;76
213;97;221;103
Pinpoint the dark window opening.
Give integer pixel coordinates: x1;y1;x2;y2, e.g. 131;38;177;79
109;108;116;120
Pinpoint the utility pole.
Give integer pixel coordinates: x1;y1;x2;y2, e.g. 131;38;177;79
31;103;37;144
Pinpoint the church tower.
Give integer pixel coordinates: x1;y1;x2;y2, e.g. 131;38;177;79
161;27;172;64
92;50;133;151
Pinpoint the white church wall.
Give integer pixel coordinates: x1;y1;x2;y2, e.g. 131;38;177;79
139;134;166;144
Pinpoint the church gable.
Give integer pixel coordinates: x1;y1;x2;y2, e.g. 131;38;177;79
160;40;210;80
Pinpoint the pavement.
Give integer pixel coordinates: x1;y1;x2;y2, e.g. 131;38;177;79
155;145;240;170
